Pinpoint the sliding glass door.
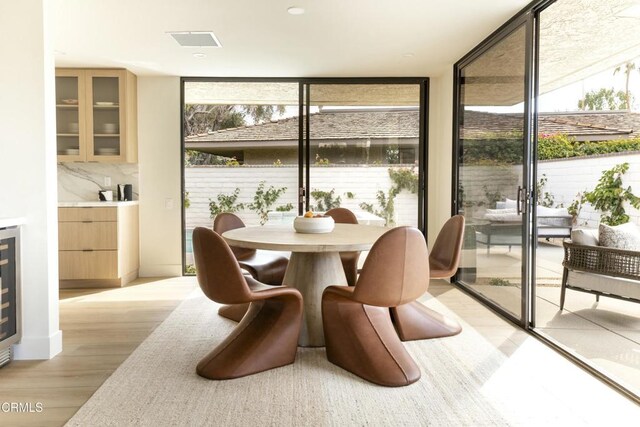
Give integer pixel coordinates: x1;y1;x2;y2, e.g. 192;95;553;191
304;83;424;228
454;0;640;400
181;80;301;270
455;16;530;322
454;18;534;324
181;78;428;272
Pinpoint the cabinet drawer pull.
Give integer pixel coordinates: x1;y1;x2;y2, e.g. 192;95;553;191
81;220;93;223
82;249;94;252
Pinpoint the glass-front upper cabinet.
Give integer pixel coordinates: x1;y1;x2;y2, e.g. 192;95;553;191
55;69;137;163
55;69;86;162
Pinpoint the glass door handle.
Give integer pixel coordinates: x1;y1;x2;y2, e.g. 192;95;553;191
517;186;526;215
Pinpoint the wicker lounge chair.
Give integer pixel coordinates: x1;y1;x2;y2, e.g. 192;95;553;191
561;241;640;309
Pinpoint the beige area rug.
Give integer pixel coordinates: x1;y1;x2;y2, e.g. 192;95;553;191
66;291;639;426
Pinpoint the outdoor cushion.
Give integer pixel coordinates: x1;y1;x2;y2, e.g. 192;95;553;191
536;206;569;216
571;228;599;246
504;198;517;209
483;208;519;222
599;222;640;251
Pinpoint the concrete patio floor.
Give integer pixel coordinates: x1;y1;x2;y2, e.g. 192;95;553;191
460;240;640;395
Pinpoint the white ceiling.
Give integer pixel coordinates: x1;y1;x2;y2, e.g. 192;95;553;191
53;0;529;77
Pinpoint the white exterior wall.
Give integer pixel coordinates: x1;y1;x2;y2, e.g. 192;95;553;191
539;153;640;227
185;166;418;230
459;153;640;228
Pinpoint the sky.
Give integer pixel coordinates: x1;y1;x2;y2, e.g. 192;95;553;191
472;59;640;114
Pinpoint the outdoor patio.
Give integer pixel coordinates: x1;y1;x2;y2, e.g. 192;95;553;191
466;240;640;393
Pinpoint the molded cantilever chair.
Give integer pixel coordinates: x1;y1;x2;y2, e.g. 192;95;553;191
390;215;465;341
214;213;289;322
325;207;360;286
322;226;430;387
192;227;302;379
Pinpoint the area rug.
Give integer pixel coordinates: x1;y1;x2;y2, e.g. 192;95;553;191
65;291;638;426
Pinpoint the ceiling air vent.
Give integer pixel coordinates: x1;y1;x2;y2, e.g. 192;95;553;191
168;31;222;48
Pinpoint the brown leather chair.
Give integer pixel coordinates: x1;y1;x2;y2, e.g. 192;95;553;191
391;215;465;341
325;207;359;286
322;226;430;387
192;227;302;380
214;213;289;322
214;213;288;285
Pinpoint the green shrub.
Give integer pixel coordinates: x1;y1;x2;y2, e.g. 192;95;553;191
582;163;640;226
389;167;419;194
462;134;640;165
310;189;341;211
275;203;294;212
248;181;287;225
209;188;244;218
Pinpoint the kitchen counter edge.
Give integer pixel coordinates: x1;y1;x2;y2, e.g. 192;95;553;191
58;201;139;207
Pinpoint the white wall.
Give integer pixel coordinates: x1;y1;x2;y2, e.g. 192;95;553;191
137;77;183;277
185;165;418;230
539;154;640;227
0;0;62;359
427;73;454;248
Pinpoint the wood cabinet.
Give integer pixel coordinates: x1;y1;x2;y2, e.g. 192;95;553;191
58;205;139;288
55;69;138;163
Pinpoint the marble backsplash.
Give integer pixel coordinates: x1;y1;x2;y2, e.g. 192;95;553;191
58;163;139;202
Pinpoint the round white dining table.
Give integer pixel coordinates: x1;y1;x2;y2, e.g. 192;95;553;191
222;223;389;347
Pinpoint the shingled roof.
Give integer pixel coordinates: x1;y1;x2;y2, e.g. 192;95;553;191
185;109;637;143
185;109;419;143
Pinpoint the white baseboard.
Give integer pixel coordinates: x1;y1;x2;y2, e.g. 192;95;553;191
13;330;63;360
139;264;182;277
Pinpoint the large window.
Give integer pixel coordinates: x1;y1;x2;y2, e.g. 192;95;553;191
453;0;640;401
181;78;428;272
455;23;529;320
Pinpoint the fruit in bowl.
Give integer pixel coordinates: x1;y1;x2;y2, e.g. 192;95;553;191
294;212;335;233
303;210;328;219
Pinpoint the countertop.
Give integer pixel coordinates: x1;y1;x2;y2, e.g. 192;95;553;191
58;201;139;207
0;217;27;228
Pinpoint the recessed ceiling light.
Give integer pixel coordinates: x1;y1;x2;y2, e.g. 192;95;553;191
193;53;206;58
287;6;305;15
403;53;415;58
167;31;222;48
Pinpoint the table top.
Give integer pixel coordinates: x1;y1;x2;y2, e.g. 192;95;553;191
222;224;389;253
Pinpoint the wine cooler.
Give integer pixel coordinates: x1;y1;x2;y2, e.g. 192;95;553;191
0;226;20;367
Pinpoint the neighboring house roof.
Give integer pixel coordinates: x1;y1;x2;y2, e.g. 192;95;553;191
185;109;419;144
540;111;640;137
460;110;636;141
185;109;638;146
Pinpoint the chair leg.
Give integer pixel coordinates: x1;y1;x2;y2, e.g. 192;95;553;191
218;303;250;322
596;294;600;303
560;268;568;311
322;291;420;387
390;301;462;342
197;295;302;380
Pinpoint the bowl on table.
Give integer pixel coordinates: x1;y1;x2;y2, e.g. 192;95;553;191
293;215;335;234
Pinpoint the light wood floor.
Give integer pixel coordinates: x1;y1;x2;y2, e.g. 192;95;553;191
1;277;632;425
0;277;197;427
